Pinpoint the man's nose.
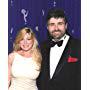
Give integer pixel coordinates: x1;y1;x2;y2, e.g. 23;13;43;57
54;24;58;30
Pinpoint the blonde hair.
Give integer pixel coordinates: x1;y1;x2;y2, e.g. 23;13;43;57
13;27;42;69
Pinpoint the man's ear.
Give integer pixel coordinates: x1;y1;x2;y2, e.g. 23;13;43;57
46;21;49;30
47;25;48;30
65;23;68;29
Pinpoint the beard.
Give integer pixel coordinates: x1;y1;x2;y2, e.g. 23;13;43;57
49;30;65;40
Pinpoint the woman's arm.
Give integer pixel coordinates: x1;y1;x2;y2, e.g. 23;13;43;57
8;53;14;87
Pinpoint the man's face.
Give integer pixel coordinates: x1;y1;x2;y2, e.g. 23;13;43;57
47;17;67;39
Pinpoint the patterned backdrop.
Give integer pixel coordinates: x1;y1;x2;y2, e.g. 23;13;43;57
8;0;81;53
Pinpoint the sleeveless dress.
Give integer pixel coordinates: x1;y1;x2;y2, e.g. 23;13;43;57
9;52;40;90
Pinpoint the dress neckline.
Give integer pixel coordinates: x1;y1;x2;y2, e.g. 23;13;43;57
15;52;32;59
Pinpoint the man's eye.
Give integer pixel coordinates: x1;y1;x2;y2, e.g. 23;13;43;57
58;22;65;25
49;23;55;26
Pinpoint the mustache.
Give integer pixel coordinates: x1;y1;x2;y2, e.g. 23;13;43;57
52;30;61;33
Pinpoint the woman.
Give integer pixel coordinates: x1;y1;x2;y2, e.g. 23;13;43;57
8;27;42;90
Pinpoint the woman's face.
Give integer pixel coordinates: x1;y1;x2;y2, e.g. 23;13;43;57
19;33;34;51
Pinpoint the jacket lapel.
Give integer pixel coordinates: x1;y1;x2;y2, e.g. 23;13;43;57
44;45;51;79
51;38;72;79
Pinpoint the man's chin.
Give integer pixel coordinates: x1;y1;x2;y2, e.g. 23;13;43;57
53;33;65;39
53;35;62;39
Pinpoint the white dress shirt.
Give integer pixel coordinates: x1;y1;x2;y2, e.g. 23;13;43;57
50;34;70;78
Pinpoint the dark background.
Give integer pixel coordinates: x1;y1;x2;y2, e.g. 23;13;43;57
8;0;81;53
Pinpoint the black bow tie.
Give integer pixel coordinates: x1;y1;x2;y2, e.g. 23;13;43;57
49;40;63;47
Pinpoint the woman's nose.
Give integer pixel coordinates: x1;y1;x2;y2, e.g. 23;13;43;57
24;40;27;44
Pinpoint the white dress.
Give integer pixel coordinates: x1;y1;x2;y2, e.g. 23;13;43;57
9;52;40;90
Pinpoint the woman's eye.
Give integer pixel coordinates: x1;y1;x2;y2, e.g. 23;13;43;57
21;38;24;40
20;39;23;42
28;38;31;40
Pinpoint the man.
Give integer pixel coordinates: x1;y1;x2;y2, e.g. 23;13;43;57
37;8;81;90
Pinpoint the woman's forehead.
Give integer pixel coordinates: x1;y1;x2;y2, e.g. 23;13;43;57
23;33;32;39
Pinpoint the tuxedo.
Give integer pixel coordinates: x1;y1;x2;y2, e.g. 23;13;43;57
37;37;81;90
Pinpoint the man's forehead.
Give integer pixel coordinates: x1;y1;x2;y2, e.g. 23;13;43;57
48;17;65;22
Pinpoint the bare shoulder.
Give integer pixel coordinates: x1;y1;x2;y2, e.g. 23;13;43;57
8;51;16;64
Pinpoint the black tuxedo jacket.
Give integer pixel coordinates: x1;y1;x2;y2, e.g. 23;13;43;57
37;37;81;90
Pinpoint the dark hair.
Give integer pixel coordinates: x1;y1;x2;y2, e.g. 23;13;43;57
46;8;67;24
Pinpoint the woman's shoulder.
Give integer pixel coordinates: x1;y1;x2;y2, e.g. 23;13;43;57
8;51;16;64
8;51;16;57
